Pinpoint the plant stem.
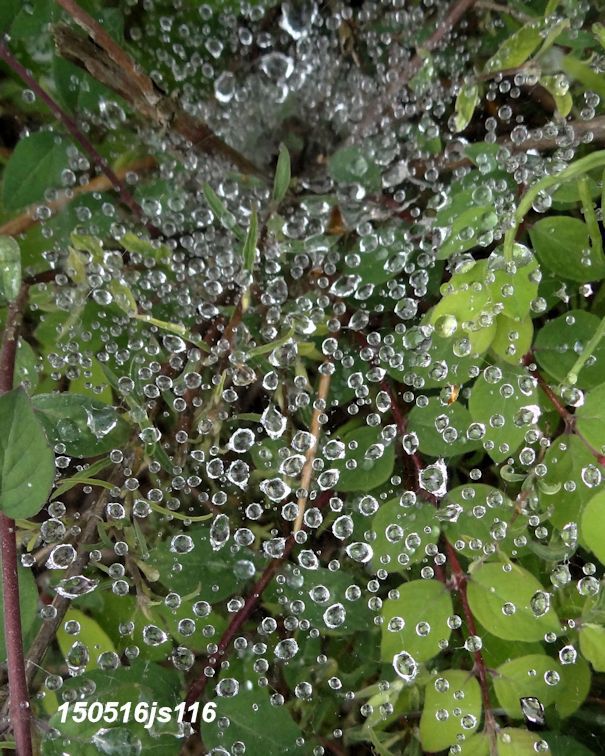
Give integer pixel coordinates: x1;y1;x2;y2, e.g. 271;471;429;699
0;37;154;233
444;541;497;755
294;367;332;532
353;0;477;138
578;176;603;259
52;5;264;177
185;490;332;711
0;286;33;756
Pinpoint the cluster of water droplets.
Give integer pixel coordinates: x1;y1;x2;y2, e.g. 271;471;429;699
12;0;605;752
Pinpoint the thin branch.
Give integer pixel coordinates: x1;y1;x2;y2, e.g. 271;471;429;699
185;490;333;710
52;7;264;177
444;540;497;755
353;0;477;138
294;367;332;532
0;284;33;756
0;157;156;238
0;37;153;231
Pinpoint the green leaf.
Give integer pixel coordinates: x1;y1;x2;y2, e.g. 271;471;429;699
32;393;130;458
381;579;453;663
534;310;605;389
148;525;256;604
468;363;538;463
272;143;291;203
264;565;372;635
203;689;305;756
574;382;605;451
494;729;552;756
529;217;605;282
436;204;499;259
561;54;605;101
371;499;440;573
0;387;55;518
242;209;258;272
407;397;481;457
454;81;479;132
579;623;605;671
485;247;539;322
490;315;533;365
580;490;605;565
484;23;542;72
466;561;560;641
419;670;481;752
493;653;587;719
332;425;395;492
0;557;38;658
539;434;604;530
57;609;115;673
327;146;381;192
442;484;528;560
2;132;69;210
0;236;21;302
202;182;245;240
540;75;573;117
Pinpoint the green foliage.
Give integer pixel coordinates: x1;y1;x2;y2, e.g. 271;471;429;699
0;387;55;518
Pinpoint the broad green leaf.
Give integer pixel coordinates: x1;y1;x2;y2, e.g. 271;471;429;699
264;565;372;635
0;236;21;301
203;689;304;756
272;143;291;203
454;81;479;132
108;278;138;316
328;146;381;192
15;338;40;391
579;623;605;671
543;733;592;756
242;209;258;272
534;310;605;389
484;23;542;72
529;217;605;282
332;425;395;492
57;609;115;673
494;729;552;756
467;561;560;641
381;579;453;663
419;670;481;752
407;397;480;457
494;653;587;719
2;132;69;210
0;387;55;518
371;499;440;573
574;383;605;451
436;204;498;259
148;525;257;603
442;484;529;560
0;556;38;658
539;434;604;529
32;393;130;458
580;490;605;565
490;315;533;365
468;363;538;463
485;247;539;322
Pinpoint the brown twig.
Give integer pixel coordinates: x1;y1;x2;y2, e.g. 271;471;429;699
294;367;332;532
444;541;497;755
0;284;33;756
0;157;156;238
52;5;264;177
353;0;477;138
185;490;333;710
0;37;153;231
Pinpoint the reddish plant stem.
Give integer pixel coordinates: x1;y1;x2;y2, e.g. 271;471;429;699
184;491;333;710
444;541;497;751
383;379;495;745
0;38;154;232
523;353;605;465
0;285;33;756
